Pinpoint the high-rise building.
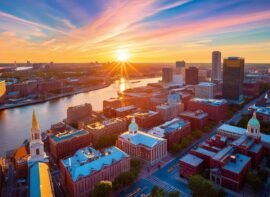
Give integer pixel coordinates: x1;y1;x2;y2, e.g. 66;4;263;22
162;68;173;83
185;67;199;85
212;51;222;81
223;57;245;104
176;61;186;83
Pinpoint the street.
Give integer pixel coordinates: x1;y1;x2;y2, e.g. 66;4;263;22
120;91;268;197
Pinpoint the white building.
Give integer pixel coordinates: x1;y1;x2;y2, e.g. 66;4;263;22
195;82;217;99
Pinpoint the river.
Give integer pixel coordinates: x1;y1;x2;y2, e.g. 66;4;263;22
0;77;161;156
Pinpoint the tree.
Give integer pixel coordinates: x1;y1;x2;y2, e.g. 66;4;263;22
188;175;218;197
150;186;166;197
245;172;263;192
91;181;112;197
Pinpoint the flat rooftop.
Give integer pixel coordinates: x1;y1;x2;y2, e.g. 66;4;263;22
62;146;129;181
197;82;216;87
190;98;227;106
149;118;188;137
180;153;203;167
217;124;246;136
86;118;125;130
120;131;165;148
223;153;250;174
135;111;158;118
115;105;135;112
51;130;88;142
180;110;208;119
193;147;216;157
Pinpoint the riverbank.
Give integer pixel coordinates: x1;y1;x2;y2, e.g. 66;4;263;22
0;82;112;111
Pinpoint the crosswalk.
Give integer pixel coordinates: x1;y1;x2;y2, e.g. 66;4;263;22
145;175;179;193
145;175;190;197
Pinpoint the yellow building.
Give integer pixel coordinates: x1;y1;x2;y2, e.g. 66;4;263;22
0;80;6;103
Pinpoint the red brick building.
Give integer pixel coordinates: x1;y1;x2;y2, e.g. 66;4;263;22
149;118;191;148
60;146;130;197
12;146;29;179
243;80;259;98
178;110;208;129
66;103;92;125
187;98;228;121
179;153;204;178
79;118;128;143
48;130;91;161
134;111;163;129
116;117;167;164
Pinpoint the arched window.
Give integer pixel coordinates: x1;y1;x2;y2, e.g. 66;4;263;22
36;148;40;155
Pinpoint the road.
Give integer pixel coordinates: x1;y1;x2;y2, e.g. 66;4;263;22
120;91;268;197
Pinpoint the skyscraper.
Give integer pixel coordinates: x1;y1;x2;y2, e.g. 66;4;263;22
223;57;245;104
162;68;173;83
212;51;222;81
185;67;199;85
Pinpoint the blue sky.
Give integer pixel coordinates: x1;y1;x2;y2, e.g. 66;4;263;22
0;0;270;62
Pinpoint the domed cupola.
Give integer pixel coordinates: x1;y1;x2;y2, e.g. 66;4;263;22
129;116;138;135
246;112;260;140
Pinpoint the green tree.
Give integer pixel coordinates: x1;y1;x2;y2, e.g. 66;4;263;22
91;181;112;197
188;175;218;197
246;172;263;192
150;186;166;197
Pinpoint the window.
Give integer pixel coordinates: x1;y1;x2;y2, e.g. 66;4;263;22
36;148;40;155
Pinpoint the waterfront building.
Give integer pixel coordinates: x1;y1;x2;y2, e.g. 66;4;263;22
38;79;63;94
187;98;228;121
115;105;136;117
162;68;173;83
48;129;91;160
0;80;6;104
185;67;199;85
116;117;167;164
179;110;208;129
0;164;3;193
7;80;38;97
148;118;191;147
195;82;217;99
60;146;130;197
212;51;222;81
29;162;54;197
66;103;92;125
79;117;128;142
223;57;245;104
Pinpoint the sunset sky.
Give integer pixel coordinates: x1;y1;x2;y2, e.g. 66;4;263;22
0;0;270;63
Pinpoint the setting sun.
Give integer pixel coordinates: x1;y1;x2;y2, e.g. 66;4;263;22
116;49;130;62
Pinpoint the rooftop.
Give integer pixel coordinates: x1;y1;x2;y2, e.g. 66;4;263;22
86;118;125;130
226;57;244;60
149;118;188;137
179;110;208;119
51;130;88;142
135;111;158;119
190;98;227;106
249;143;263;154
115;105;136;112
212;146;234;161
29;162;54;197
62;146;129;181
223;153;250;174
180;153;203;167
197;82;216;87
217;124;246;136
193;147;216;157
120;130;165;148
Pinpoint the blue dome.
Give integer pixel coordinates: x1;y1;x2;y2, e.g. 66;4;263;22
248;113;260;128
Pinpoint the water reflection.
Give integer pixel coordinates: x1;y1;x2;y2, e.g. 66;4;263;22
0;77;161;156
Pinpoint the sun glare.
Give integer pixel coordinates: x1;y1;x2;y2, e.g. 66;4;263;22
116;49;129;62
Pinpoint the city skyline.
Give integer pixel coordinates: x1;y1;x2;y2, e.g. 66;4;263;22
0;0;270;63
